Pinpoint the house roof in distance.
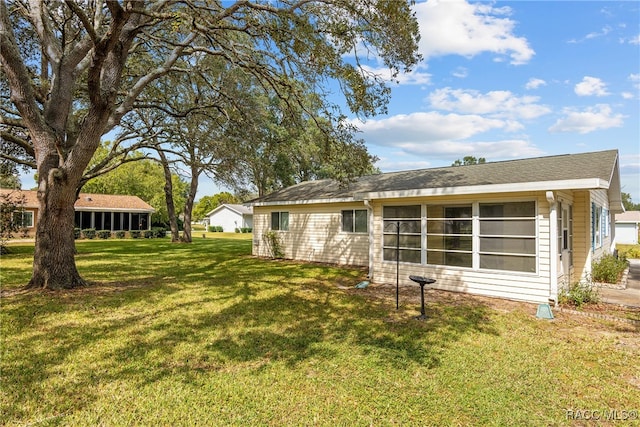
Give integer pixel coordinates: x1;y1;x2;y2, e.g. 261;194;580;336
206;203;253;217
1;189;154;212
615;211;640;224
250;150;622;210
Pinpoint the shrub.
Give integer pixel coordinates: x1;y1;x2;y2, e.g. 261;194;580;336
97;230;111;239
591;253;628;284
240;227;252;233
82;228;96;239
143;230;154;238
559;281;600;308
263;230;284;259
235;228;240;233
208;226;216;232
115;230;126;239
217;226;223;232
130;230;141;239
151;227;166;238
74;228;82;239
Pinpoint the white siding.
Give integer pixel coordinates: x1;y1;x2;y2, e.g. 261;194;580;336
208;207;245;232
252;203;369;266
615;223;639;244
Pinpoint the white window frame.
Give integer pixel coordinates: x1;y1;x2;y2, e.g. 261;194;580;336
13;210;34;228
271;211;289;231
341;209;368;234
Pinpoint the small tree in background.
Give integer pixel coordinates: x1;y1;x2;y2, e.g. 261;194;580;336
0;190;27;254
452;156;487;166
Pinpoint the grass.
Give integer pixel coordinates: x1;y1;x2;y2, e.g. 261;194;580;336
1;236;639;426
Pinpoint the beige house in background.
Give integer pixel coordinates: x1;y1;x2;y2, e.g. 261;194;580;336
249;150;623;304
615;211;640;245
2;189;155;236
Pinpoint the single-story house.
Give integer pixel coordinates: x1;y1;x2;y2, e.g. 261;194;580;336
249;150;623;304
2;189;155;236
614;211;640;245
206;204;253;232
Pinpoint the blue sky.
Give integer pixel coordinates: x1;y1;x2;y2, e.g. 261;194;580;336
344;0;639;202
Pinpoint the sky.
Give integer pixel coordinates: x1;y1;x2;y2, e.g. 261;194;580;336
17;1;640;203
342;0;640;203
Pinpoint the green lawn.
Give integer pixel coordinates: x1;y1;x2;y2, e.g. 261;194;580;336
1;236;639;426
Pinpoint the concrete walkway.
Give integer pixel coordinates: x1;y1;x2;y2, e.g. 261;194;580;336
599;258;640;308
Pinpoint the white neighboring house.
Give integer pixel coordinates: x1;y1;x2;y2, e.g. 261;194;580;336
614;211;640;245
206;204;253;232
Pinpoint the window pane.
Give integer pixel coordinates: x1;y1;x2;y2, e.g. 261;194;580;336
427;251;472;267
480;237;536;254
480;202;535;217
427;235;472;251
354;210;368;233
271;212;280;230
383;205;420;218
280;212;289;231
384;248;421;263
342;210;354;233
480;254;536;272
384;220;420;234
384;234;421;248
480;219;535;236
428;205;472;218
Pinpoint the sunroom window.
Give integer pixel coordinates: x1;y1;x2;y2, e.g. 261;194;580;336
426;205;472;268
478;202;536;272
383;205;421;263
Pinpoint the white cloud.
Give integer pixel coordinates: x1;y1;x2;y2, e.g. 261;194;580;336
428;87;551;120
574;76;610;97
525;78;546;90
413;0;534;65
452;67;468;78
621;92;634;100
374;140;543;167
626;34;640;45
360;64;432;85
548;104;625;134
352;112;511;147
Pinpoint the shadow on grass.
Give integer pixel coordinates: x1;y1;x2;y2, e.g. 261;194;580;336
1;238;498;423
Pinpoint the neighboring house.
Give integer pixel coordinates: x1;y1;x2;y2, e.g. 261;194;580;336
614;211;640;245
2;189;155;236
249;150;623;304
206;204;253;232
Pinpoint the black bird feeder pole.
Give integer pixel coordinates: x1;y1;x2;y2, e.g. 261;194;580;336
396;220;400;310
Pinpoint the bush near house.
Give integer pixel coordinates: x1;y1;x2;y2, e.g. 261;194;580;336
115;231;126;239
97;230;111;239
591;253;628;284
130;230;141;239
81;228;96;239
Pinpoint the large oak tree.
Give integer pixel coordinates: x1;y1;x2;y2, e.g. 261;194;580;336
0;0;420;289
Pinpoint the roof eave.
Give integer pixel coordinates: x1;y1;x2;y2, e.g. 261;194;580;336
355;178;611;200
249;197;357;207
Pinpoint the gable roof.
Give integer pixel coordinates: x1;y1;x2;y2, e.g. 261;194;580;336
0;189;154;212
251;150;622;211
615;211;640;224
206;203;253;217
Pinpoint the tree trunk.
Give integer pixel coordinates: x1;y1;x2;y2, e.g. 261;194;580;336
180;164;200;243
158;151;180;242
27;177;86;289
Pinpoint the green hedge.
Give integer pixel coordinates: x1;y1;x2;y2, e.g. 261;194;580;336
115;230;126;239
82;228;96;239
97;230;111;239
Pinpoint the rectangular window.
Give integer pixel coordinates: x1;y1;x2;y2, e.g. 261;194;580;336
426;205;472;268
342;209;368;233
271;211;289;231
383;205;421;263
13;210;34;228
593;204;602;249
478;202;536;272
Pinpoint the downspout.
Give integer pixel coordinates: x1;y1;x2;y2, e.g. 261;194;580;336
364;199;374;280
546;191;558;305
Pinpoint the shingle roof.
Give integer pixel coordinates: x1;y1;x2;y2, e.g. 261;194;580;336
0;189;154;212
206;203;253;217
252;150;620;205
615;211;640;223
